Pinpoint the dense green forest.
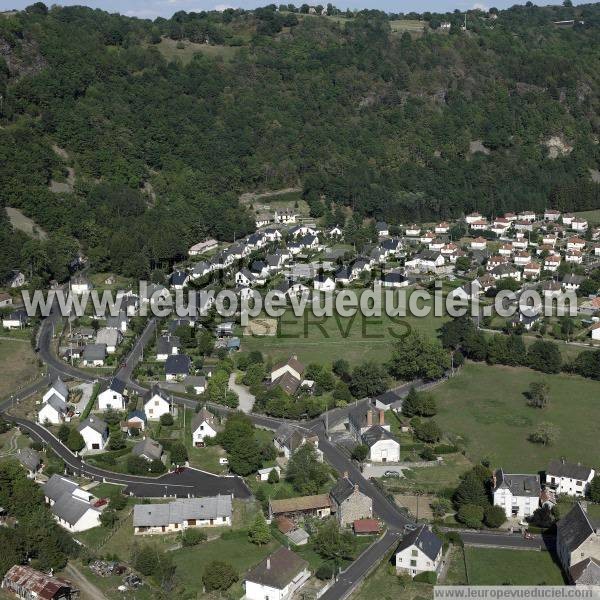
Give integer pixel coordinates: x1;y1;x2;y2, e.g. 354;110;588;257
2;1;600;283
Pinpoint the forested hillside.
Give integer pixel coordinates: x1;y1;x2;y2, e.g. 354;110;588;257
2;1;600;283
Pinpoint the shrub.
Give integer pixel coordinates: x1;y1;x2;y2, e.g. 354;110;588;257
484;504;507;528
316;563;335;580
66;429;85;453
203;561;238;591
457;504;484;529
31;441;44;451
181;528;207;547
126;455;149;475
160;413;174;426
149;459;166;474
413;571;437;584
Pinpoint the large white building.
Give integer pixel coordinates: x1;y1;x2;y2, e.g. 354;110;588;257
133;496;232;535
244;547;310;600
395;525;443;578
545;459;595;497
492;469;541;518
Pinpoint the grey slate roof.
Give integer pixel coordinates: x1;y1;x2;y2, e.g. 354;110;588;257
570;558;600;585
52;492;98;525
494;469;541;498
157;335;180;355
165;354;191;375
17;448;41;471
361;425;396;448
132;438;163;461
46;393;68;413
133;496;232;527
83;343;107;360
143;384;170;403
77;416;108;436
43;474;78;503
191;407;221;433
546;459;593;481
557;503;597;554
51;377;69;400
330;477;357;505
395;525;442;562
244;547;308;589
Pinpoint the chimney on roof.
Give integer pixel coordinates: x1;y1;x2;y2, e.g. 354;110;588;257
367;410;373;427
379;410;385;426
343;471;349;479
266;557;271;570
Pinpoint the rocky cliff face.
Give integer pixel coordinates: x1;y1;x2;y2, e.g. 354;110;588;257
0;36;47;79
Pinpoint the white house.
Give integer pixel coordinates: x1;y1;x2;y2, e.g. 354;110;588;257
492;469;541;518
313;274;335;292
545;459;595;497
395;525;443;577
271;356;305;383
97;378;126;411
257;466;282;482
77;416;108;451
133;496;232;534
465;212;483;224
361;425;400;463
191;407;221;447
544;209;561;221
38;395;69;425
591;322;600;341
188;239;218;256
2;310;28;329
43;378;69;405
143;385;171;421
43;474;102;532
244;547;310;600
70;276;91;295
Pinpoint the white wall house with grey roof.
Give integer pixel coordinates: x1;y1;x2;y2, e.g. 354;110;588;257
133;496;232;535
395;525;443;577
97;378;126;411
43;474;102;532
143;386;171;421
546;459;595;497
492;469;541;518
38;394;68;425
77;416;108;451
42;378;69;405
362;425;400;463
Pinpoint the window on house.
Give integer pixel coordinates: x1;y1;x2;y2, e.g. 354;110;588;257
410;560;417;567
411;550;418;557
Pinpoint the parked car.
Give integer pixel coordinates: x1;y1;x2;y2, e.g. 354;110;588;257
384;470;400;478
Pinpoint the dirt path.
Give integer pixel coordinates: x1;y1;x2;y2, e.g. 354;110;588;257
64;563;109;600
239;186;301;204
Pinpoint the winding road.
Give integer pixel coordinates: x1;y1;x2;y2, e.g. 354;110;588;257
0;291;546;600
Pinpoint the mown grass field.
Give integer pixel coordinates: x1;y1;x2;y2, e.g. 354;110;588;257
0;338;40;400
390;19;426;33
5;206;47;239
156;37;238;64
432;362;600;471
242;287;449;366
463;547;565;585
573;208;600;225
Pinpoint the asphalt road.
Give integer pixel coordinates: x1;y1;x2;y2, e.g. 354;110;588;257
8;415;251;499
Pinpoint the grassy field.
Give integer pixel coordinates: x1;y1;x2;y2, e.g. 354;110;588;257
463;547;565;585
573;208;600;225
0;338;41;400
171;529;279;596
432;362;600;471
390;19;426;33
5;206;47;239
242;288;448;366
156;37;238;64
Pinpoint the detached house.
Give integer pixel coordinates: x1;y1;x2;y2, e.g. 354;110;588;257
492;469;541;518
395;525;443;578
191;407;221;447
156;334;179;362
165;354;191;381
143;385;171;421
43;378;69;405
43;474;102;532
361;425;400;463
77;416;108;451
329;475;373;527
313;274;336;292
97;377;126;411
132;438;163;462
38;394;69;426
545;459;595;497
271;355;305;384
243;547;310;600
2;565;79;600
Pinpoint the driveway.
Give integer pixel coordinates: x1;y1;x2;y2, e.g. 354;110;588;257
229;373;255;413
362;464;405;478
